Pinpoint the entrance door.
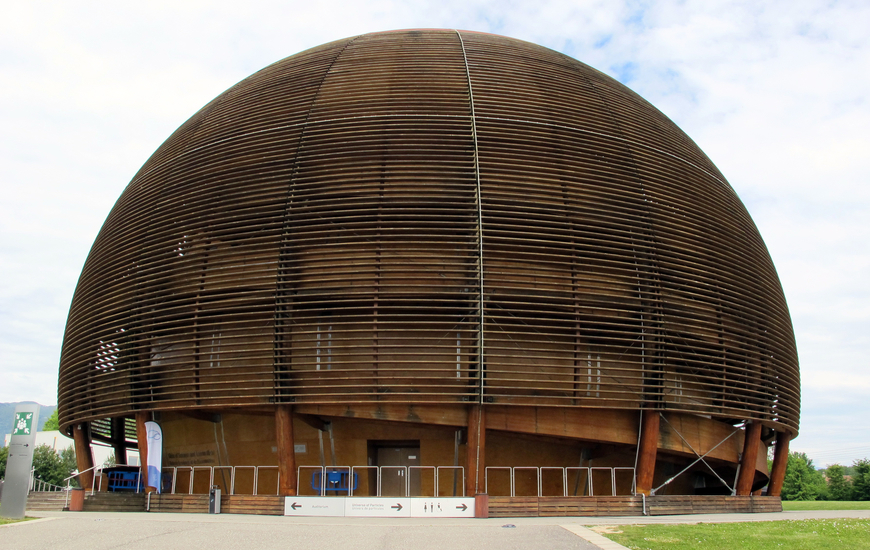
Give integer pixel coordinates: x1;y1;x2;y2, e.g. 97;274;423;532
374;443;420;496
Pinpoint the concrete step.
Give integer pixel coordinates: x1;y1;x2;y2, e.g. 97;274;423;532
26;491;70;511
83;491;147;512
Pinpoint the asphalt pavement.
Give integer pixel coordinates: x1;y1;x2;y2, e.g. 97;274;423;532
3;509;869;550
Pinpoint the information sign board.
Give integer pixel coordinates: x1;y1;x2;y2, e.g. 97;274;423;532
284;496;345;516
283;496;477;518
409;498;475;517
0;404;40;519
345;497;412;517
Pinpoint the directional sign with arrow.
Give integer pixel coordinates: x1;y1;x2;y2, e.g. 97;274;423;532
345;498;411;517
409;498;474;517
284;497;344;516
285;497;473;518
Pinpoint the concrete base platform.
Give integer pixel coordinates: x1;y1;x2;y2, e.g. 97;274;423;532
144;493;781;518
11;509;870;550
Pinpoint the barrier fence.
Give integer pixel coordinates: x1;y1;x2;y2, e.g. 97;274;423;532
158;465;466;497
27;464;635;499
485;466;636;497
154;465;634;498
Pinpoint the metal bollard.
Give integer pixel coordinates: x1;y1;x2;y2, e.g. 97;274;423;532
208;485;221;514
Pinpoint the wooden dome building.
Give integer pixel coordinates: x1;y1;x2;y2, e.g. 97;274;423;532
59;30;799;510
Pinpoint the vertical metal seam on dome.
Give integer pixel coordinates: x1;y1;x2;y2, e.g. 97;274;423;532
455;30;486;403
273;35;362;402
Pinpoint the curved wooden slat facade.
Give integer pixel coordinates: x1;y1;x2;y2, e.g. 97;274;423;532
58;30;799;445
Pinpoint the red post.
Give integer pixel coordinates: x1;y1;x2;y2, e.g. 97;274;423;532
767;430;790;497
276;405;298;496
635;410;660;495
474;493;489;518
736;421;763;495
73;422;95;490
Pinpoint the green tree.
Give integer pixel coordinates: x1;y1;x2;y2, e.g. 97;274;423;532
826;464;853;501
0;445;8;480
781;452;826;501
853;459;870;501
59;446;79;488
42;410;60;431
31;444;77;487
102;452;116;469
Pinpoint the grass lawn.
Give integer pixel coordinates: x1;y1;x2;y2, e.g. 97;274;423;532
0;516;34;525
601;519;870;550
782;500;870;510
0;503;36;525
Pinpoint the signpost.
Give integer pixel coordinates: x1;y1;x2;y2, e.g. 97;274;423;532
1;404;40;519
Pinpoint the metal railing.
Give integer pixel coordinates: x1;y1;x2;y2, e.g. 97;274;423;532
154;464;468;497
29;469;73;510
160;465;280;496
484;466;636;497
298;465;462;497
154;464;636;498
29;470;68;493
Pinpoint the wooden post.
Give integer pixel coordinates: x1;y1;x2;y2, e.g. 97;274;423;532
135;411;155;492
111;417;127;465
276;405;298;496
465;404;486;497
736;421;763;495
767;430;790;497
73;422;95;490
635;409;660;495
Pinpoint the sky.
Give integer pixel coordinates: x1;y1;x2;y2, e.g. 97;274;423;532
1;0;868;468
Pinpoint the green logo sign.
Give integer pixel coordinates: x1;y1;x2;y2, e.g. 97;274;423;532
12;412;33;436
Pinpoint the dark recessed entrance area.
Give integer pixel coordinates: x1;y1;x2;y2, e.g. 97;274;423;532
368;440;421;496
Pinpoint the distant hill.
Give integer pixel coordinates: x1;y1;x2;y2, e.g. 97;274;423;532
0;402;58;445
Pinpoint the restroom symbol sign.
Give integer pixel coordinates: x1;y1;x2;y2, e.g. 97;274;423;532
410;498;474;517
422;502;443;513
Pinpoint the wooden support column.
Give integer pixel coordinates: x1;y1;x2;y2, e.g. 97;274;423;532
635;410;660;495
465;404;486;497
111;417;127;465
276;405;298;496
736;421;763;495
767;430;790;497
135;411;155;492
73;422;95;490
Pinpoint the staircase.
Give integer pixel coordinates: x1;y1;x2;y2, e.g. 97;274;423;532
83;491;146;512
26;491;70;511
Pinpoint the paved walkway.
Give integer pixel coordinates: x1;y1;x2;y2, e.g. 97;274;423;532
3;509;869;550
